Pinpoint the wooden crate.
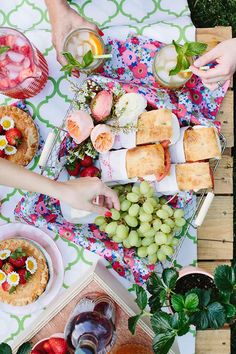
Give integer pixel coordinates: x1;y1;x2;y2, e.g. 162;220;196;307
196;26;233;354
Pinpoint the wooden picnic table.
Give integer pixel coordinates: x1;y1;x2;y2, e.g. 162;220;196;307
196;26;234;354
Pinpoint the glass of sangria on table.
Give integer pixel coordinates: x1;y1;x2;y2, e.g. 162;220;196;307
62;28;111;75
0;27;48;99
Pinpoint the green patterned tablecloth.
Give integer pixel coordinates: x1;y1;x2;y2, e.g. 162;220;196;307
0;1;196;353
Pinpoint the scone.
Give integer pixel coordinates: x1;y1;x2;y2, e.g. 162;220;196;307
0;105;38;166
0;238;49;306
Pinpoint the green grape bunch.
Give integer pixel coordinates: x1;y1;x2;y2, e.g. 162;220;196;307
94;181;186;265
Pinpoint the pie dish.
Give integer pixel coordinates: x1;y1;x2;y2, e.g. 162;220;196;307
0;105;39;165
0;238;49;306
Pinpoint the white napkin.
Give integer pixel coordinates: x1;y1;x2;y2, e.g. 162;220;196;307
154;164;179;194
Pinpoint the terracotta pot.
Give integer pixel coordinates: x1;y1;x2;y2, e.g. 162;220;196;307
32;332;64;351
178;265;213;280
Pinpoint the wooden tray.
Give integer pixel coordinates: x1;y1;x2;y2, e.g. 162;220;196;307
12;261;180;354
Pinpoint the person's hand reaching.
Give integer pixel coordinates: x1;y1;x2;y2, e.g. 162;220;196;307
49;3;102;66
190;38;236;90
58;177;120;215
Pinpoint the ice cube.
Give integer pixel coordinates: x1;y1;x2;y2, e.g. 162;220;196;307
15;36;27;47
77;32;90;41
165;60;177;71
76;45;84;57
23;57;30;69
83;43;91;54
163;46;176;60
8;71;19;80
7;51;24;63
158;70;170;83
6;64;22;73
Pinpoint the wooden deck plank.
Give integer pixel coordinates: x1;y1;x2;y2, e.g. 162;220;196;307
198;196;233;242
216;90;234;147
196;329;230;354
198;239;233;260
211;155;233;194
198;261;231;274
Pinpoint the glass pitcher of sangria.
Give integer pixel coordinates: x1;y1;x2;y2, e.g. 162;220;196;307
0;27;48;99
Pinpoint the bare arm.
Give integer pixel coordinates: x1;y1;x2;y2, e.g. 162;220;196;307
0;158;119;214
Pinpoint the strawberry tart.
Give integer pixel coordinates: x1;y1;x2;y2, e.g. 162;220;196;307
0;238;49;306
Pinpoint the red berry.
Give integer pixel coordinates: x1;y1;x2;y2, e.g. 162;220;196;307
18;268;27;284
2;281;12;292
48;337;68;354
81;155;93;167
5;128;22;147
80;166;100;178
42;340;53;354
105;211;112;218
0;259;3;268
2;262;14;274
9;256;26;268
0;124;3;134
31;350;42;354
0;150;6;158
66;161;81;177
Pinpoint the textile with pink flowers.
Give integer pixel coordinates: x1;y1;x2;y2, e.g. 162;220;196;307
15;34;229;284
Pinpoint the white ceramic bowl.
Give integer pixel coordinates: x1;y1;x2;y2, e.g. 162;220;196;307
0;223;64;315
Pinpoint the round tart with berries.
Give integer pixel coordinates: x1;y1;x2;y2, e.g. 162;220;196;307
0;238;49;306
0;105;38;166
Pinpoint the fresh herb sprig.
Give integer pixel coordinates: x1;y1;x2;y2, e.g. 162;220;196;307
169;40;207;76
61;50;112;76
0;46;10;55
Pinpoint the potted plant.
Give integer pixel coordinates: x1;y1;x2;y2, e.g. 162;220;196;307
0;342;31;354
128;264;236;354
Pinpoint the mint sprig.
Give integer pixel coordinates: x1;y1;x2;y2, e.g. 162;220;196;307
169;40;207;76
0;46;10;55
61;50;94;75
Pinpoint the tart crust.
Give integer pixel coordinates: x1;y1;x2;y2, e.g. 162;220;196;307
0;106;39;166
0;238;49;306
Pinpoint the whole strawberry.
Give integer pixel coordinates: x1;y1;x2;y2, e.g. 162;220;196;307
2;281;12;292
48;337;68;354
18;268;30;285
81;155;93;167
0;150;6;158
80;166;100;178
2;262;14;274
0;259;3;268
91;90;113;122
9;247;26;268
66;161;81;177
6;128;22;147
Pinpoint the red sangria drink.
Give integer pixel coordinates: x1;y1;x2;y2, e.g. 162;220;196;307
65;295;116;354
0;27;48;99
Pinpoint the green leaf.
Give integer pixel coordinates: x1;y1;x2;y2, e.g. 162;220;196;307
171;294;185;312
172;40;183;55
230;291;236;305
17;342;32;354
182;56;190;70
190;309;209;330
149;294;162;313
0;46;10;55
184;293;199;311
169;54;183;76
134;285;148;311
147;272;164;294
0;343;12;354
153;331;176;354
185;42;208;56
223;303;236;319
128;314;142;335
162;268;179;289
171;312;190;336
151;312;172;333
214;265;235;293
188;288;211;307
207;302;226;329
82;50;94;67
9;286;16;294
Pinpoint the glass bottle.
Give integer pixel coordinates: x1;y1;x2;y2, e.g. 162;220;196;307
65;294;116;354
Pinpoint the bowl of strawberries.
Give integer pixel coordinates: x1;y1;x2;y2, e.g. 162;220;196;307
32;334;68;354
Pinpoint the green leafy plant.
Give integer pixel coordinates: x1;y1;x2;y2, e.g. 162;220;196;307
61;50;112;76
0;342;32;354
0;46;10;55
169;40;207;76
129;265;236;354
